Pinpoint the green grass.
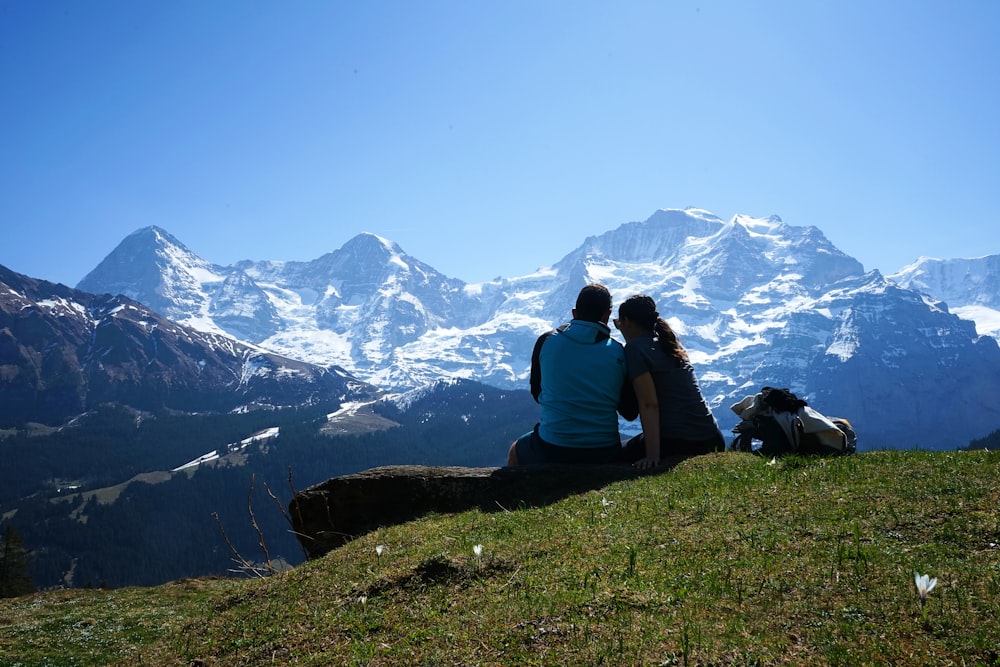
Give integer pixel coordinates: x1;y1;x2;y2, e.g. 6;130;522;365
2;450;999;665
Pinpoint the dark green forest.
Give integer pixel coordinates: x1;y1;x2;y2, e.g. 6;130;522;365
0;525;35;597
0;381;538;591
967;427;1000;450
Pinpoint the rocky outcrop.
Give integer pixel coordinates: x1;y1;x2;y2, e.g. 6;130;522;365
288;461;691;559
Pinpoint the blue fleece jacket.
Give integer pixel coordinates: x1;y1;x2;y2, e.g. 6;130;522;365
531;319;628;447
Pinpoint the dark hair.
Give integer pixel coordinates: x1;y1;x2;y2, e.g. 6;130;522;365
574;283;613;322
619;294;689;365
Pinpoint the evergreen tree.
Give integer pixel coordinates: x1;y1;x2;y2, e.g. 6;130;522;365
966;427;1000;450
0;525;36;598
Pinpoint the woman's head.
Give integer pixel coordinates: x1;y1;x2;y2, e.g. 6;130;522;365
618;294;659;331
618;294;689;365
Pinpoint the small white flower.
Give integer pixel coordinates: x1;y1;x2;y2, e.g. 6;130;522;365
766;457;777;466
473;544;483;558
375;545;387;558
601;497;612;507
914;572;937;605
357;595;368;605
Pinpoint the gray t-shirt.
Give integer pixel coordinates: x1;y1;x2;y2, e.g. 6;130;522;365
624;334;720;442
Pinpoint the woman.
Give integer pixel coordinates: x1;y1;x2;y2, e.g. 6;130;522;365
615;294;724;469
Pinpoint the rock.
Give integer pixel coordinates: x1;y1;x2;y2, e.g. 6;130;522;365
288;461;687;559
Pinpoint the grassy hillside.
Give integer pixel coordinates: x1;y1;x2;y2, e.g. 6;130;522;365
2;450;998;666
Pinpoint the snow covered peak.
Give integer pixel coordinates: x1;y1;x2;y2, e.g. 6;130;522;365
731;213;784;233
889;254;1000;337
554;209;859;291
113;226;220;277
77;226;225;327
890;255;1000;305
126;225;180;245
340;231;402;256
647;207;727;226
80;225;223;287
558;208;725;267
302;232;417;287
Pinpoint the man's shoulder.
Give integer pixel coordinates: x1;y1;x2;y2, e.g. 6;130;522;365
535;323;568;344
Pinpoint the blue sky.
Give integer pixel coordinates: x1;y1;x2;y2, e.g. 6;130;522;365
2;1;998;287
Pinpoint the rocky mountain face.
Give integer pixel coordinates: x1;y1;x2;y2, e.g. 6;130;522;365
0;264;376;427
74;209;1000;450
889;255;1000;339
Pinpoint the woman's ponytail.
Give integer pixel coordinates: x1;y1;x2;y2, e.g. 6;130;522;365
653;318;688;366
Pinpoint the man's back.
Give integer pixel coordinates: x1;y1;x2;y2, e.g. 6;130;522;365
508;282;631;466
536;319;627;447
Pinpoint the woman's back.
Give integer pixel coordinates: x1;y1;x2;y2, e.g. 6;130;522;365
623;334;721;442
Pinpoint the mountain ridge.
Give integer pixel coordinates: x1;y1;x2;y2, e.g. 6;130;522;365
0;263;378;427
68;207;1000;449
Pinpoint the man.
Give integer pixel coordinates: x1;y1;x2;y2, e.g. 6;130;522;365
507;283;637;465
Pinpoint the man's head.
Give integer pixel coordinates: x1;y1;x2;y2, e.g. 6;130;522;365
572;283;613;324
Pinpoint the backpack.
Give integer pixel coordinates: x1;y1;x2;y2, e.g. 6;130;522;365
730;386;857;456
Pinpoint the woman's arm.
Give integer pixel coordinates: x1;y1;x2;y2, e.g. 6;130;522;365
632;371;660;468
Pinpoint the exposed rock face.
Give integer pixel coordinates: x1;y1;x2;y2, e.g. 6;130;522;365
0;264;376;426
288;462;690;559
77;226;226;326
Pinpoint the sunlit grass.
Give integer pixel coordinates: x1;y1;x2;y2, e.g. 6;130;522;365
2;450;998;665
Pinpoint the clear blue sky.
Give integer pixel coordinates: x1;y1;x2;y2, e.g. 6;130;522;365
2;1;998;287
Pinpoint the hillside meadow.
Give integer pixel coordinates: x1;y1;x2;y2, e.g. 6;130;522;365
2;450;998;666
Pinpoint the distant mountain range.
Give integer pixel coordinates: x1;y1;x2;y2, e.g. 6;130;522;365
68;208;1000;450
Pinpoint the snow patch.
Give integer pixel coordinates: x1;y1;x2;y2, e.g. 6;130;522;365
172;427;280;471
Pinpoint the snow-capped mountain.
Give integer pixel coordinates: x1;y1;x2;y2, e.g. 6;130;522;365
76;226;231;333
76;208;1000;449
0;264;376;426
78;227;497;387
889;255;1000;339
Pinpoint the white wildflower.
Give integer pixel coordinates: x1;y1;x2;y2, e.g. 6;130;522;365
914;572;937;606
